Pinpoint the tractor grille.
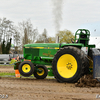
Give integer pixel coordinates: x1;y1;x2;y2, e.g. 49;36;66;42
25;48;39;56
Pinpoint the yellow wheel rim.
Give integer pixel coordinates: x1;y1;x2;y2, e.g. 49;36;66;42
57;54;77;78
37;68;44;76
22;64;31;73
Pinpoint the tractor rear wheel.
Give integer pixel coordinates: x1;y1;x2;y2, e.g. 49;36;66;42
19;61;34;77
52;46;89;83
34;65;48;79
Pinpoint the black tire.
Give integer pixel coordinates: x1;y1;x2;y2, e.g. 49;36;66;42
52;46;89;83
19;61;34;77
34;65;48;79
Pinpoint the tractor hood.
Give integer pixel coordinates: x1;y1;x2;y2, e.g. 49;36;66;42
24;43;60;49
23;43;86;60
24;43;86;50
23;43;60;60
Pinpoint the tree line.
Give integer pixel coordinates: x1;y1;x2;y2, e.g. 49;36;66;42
0;17;74;54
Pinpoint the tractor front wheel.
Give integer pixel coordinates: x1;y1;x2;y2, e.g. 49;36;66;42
34;65;48;79
19;61;34;77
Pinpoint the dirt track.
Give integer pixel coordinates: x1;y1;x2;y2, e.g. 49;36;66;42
0;65;100;100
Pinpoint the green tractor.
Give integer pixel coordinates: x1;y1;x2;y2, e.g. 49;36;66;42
14;29;95;83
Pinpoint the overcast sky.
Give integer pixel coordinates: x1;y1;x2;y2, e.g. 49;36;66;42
0;0;100;47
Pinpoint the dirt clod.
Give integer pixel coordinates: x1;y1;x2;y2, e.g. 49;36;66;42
75;74;100;87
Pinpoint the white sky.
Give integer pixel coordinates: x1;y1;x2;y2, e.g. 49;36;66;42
0;0;100;46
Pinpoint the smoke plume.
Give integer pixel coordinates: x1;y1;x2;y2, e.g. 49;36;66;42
52;0;63;33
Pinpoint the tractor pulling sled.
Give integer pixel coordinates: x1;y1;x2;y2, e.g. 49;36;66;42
14;29;100;83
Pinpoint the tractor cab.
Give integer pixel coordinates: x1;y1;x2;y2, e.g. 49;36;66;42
74;29;90;46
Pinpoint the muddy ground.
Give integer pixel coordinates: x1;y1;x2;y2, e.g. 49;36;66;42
0;65;100;100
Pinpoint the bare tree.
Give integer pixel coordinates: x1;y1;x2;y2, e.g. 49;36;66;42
13;26;21;46
36;29;49;43
0;17;17;54
23;28;28;44
18;19;39;46
0;17;14;43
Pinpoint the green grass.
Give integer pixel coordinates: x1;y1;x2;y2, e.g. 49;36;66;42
0;72;54;79
0;64;14;67
0;72;34;77
0;72;15;76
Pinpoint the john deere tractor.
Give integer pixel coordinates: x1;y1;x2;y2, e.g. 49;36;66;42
14;29;96;83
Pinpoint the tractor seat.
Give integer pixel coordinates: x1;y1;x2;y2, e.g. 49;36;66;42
80;34;88;45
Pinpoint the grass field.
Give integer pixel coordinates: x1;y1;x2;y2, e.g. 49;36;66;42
0;64;14;67
0;72;15;76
